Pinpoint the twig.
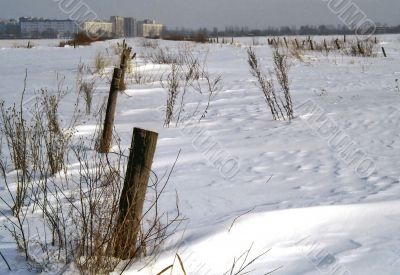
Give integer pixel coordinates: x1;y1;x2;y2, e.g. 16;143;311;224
265;265;283;274
0;250;11;271
266;175;273;184
228;207;256;232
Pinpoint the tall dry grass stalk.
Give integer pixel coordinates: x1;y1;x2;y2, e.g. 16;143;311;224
247;47;293;120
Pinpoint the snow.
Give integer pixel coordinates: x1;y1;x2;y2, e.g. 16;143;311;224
1;35;400;274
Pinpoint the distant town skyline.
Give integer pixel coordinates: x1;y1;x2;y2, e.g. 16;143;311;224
1;0;399;29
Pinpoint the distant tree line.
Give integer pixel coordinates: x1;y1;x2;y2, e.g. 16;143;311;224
163;24;400;38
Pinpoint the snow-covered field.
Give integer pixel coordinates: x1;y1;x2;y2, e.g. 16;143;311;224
1;35;400;274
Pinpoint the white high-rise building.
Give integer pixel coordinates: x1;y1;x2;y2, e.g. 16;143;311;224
81;21;113;36
110;16;124;37
137;19;163;38
124;17;137;37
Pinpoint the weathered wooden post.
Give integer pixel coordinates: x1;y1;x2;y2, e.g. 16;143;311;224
294;38;299;49
335;39;341;50
309;40;314;51
357;42;364;55
323;39;328;52
382;47;387;57
115;127;158;259
118;40;133;91
98;68;122;153
284;37;288;48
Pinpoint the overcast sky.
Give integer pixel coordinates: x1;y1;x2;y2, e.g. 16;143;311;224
1;0;399;29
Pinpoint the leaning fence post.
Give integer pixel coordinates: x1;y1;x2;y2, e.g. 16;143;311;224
115;127;158;259
335;39;341;50
309;40;314;51
98;68;122;153
382;47;387;57
294;38;299;49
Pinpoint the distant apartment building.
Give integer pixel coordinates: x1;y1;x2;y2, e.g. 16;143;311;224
19;17;77;38
110;16;124;37
137;19;163;38
81;21;113;36
0;19;19;38
123;17;137;37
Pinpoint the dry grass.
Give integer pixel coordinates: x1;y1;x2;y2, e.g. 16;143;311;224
93;51;110;75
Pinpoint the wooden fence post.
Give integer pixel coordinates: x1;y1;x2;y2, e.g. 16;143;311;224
382;47;387;57
294;38;299;49
335;39;341;50
115;127;158;259
309;40;314;51
98;68;122;153
118;40;133;91
357;42;365;55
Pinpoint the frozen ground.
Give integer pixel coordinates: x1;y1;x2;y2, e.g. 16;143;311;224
1;35;400;274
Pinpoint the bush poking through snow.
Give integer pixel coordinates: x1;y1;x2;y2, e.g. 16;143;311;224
161;48;222;127
147;46;185;65
79;80;95;115
0;73;76;266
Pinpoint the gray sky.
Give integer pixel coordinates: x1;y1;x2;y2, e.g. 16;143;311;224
1;0;399;28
